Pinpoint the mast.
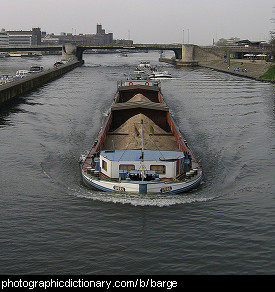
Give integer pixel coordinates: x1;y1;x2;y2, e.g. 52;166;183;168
141;119;145;182
141;119;144;161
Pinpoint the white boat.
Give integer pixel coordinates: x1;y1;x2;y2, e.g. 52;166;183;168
134;61;152;74
21;52;42;57
137;61;151;68
80;77;202;194
9;52;22;57
149;70;172;80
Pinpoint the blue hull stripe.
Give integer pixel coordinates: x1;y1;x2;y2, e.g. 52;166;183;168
82;172;202;194
165;178;201;194
83;175;116;192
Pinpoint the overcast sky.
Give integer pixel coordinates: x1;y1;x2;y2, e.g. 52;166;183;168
1;0;274;45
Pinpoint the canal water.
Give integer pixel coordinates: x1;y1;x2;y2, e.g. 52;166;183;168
0;52;274;274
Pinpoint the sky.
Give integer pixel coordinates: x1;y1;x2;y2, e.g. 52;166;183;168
1;0;274;45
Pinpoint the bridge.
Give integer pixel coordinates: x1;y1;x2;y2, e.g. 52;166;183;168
0;43;183;60
0;43;273;65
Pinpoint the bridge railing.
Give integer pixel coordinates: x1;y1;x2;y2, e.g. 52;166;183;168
202;45;273;51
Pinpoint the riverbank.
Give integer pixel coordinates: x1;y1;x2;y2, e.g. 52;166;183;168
259;64;275;82
199;59;274;82
0;60;83;107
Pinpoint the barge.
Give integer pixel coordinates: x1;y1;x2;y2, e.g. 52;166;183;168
80;78;202;194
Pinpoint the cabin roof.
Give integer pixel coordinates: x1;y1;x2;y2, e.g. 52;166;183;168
100;149;184;162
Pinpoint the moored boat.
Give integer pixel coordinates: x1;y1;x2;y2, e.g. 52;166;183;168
29;66;43;73
80;77;202;194
21;52;42;57
9;52;22;57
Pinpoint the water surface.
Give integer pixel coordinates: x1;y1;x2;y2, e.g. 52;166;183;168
0;52;274;274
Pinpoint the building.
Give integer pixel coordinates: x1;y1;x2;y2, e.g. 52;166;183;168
8;27;42;46
93;24;113;44
41;24;132;46
0;29;9;47
42;33;60;45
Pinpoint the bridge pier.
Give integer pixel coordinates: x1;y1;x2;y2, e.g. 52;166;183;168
160;45;199;66
182;45;194;62
179;44;198;66
62;43;84;64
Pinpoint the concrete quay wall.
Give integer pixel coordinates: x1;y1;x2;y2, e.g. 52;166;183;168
0;60;83;107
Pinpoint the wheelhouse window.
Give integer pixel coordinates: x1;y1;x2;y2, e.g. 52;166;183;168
119;164;135;171
150;165;166;174
102;160;107;171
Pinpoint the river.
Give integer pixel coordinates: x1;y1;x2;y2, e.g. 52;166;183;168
0;52;274;274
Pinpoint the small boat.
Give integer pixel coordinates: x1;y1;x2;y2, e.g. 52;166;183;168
54;61;66;68
149;70;172;80
120;51;128;57
138;61;151;69
9;52;22;57
148;65;172;79
29;66;43;73
21;52;42;57
134;61;152;74
80;76;202;194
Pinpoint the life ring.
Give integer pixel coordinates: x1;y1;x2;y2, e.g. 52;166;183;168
129;82;133;86
145;82;149;86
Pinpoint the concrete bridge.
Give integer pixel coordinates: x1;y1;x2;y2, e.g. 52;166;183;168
0;43;212;65
0;43;183;61
0;43;273;65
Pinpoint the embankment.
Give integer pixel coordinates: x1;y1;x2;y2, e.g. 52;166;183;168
160;45;274;82
199;59;273;82
0;60;83;107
